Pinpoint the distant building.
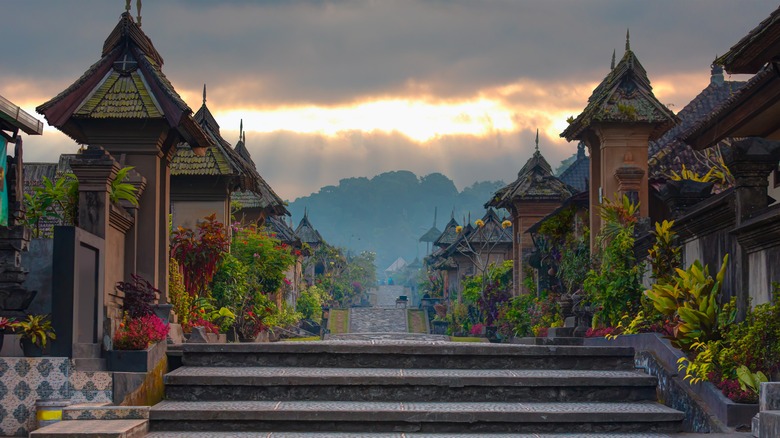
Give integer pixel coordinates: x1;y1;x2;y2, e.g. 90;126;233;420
486;134;574;294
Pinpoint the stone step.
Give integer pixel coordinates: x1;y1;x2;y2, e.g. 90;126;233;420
149;400;684;433
30;419;148;437
164;367;658;402
181;342;636;371
145;433;697;438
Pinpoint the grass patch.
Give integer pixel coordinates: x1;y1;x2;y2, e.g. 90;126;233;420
407;310;427;333
283;336;321;342
450;336;488;343
328;309;350;334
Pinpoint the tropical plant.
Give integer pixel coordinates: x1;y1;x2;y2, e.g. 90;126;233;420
644;256;729;351
16;314;56;349
210;253;250;313
736;365;768;394
170;214;230;297
0;317;16;332
584;195;643;327
168;258;192;325
112;314;169;350
23;174;78;237
116;274;159;319
296;285;327;320
110;166;139;206
647;220;682;285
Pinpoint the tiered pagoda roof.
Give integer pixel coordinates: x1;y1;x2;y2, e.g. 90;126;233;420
558;142;589;193
486;135;575;210
562;32;679;142
36;12;211;152
295;210;324;246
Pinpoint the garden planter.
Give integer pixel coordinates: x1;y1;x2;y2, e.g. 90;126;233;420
106;341;166;372
20;338;47;357
431;320;448;335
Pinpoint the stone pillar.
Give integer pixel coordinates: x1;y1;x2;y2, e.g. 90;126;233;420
596;127;651;217
726;137;780;320
69;146;120;239
122;172;146;281
583;133;602;250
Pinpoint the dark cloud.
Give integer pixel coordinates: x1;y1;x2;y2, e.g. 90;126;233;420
2;0;777;199
1;1;775;107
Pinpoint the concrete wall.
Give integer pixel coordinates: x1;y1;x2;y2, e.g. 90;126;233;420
22;239;54;315
171;200;228;230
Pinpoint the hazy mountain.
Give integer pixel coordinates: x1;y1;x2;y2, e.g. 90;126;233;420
287;171;506;273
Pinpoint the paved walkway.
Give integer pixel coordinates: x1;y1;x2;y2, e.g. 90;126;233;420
349;307;407;333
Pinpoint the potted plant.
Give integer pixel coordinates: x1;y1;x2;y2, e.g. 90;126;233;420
108;313;169;372
0;316;16;352
16;314;56;357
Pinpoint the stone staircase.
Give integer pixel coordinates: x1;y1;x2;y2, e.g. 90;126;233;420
145;341;684;436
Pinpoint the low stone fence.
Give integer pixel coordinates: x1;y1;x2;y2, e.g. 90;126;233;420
585;333;758;432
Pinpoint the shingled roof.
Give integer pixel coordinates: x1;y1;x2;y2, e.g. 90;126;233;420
36;12;211;152
264;215;301;246
558;142;589;193
716;5;780;74
295;210;324;246
561;33;679;142
648;66;745;178
230;124;289;216
486;138;575;210
171;86;260;192
464;209;512;247
433;214;460;249
419;207;442;243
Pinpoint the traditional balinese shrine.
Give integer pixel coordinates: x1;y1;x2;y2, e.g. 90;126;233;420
561;32;679;249
170;87;264;230
486;132;574;294
36;11;212;350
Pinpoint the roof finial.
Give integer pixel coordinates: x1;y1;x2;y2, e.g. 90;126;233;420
304;207;308;219
535;129;539;152
239;119;243;141
202;84;206;105
136;0;142;27
610;49;616;69
625;28;630;52
451;209;455;220
125;0;131;12
433;207;438;227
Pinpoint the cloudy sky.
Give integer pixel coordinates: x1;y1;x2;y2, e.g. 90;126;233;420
1;1;774;200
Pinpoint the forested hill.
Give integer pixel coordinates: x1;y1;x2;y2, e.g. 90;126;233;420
287;171;506;273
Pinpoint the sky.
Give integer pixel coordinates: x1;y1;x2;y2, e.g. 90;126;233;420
1;1;774;200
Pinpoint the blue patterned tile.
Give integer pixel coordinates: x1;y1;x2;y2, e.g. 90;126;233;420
36;358;54;377
14;426;26;436
0;404;6;422
0;360;8;375
13;381;30;400
58;381;70;398
12;404;29;423
59;359;69;376
14;360;30;377
36;380;54;399
0;381;6;399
